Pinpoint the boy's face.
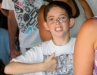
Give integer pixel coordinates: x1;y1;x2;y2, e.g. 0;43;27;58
44;6;74;38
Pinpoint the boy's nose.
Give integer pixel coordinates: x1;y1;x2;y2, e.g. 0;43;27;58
55;19;61;25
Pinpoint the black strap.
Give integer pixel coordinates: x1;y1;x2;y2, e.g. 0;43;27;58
72;0;80;18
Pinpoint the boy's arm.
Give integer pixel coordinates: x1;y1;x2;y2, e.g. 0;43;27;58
4;53;57;74
79;0;94;19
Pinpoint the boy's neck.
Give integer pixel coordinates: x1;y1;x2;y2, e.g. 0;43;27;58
52;36;70;46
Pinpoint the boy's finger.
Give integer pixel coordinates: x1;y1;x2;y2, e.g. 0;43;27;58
49;52;55;59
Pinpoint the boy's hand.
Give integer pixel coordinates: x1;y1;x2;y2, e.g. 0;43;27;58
43;53;57;71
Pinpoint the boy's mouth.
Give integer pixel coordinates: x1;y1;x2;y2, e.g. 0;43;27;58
55;27;62;31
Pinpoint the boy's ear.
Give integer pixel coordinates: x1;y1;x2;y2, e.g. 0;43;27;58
43;22;50;30
69;18;75;28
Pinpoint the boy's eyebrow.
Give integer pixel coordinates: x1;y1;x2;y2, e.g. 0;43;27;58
47;16;54;19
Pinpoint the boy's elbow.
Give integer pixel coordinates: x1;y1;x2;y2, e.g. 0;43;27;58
4;64;13;74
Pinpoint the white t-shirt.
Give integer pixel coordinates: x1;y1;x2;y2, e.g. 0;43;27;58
2;0;45;48
11;38;76;75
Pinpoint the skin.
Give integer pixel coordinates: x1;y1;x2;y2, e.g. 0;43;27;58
38;0;93;41
43;6;74;46
78;0;93;19
8;10;20;58
74;18;97;75
0;3;1;10
4;53;57;74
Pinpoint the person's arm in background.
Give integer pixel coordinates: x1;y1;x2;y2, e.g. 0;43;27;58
4;53;57;74
1;0;20;58
74;18;97;75
79;0;94;19
8;10;20;58
38;4;52;41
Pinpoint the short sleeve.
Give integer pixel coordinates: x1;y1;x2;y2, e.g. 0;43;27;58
1;0;14;10
11;47;43;63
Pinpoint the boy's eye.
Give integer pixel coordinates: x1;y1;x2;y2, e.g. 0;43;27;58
60;16;67;20
47;16;68;24
49;18;55;21
58;16;67;22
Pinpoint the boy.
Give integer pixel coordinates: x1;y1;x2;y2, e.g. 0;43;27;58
5;1;75;75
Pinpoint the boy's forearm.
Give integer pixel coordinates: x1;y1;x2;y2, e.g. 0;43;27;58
4;62;46;74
